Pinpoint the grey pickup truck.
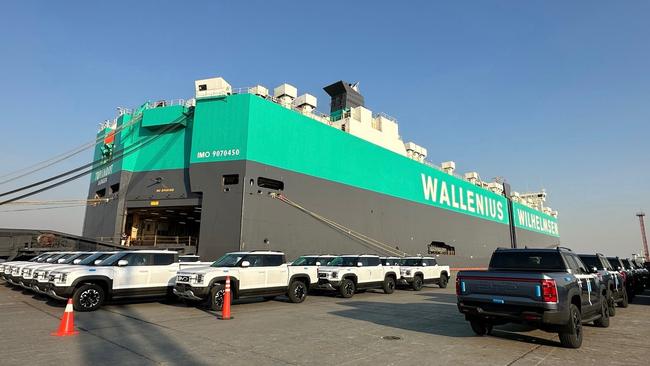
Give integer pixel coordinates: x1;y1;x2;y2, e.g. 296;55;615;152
456;247;610;349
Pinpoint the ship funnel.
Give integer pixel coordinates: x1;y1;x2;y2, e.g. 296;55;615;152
323;80;365;116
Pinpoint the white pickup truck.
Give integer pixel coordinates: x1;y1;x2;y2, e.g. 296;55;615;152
317;255;399;298
47;250;206;311
174;251;318;310
398;256;450;290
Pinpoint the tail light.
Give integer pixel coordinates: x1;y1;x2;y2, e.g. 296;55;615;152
456;277;461;295
540;279;558;303
620;271;627;284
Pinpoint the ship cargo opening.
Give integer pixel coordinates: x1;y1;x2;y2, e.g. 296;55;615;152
124;206;201;247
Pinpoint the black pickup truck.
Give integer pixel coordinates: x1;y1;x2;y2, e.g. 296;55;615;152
578;253;628;313
457;247;609;348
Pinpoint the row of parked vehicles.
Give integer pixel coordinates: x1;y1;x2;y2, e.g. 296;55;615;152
456;247;649;349
0;250;450;312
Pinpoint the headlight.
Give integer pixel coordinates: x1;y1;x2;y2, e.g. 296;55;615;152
22;268;33;276
196;274;204;284
331;272;338;279
50;273;68;283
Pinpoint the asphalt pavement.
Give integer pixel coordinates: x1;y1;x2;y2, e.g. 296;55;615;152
0;279;649;366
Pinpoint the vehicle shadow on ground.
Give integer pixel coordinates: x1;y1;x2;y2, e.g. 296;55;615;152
76;305;208;365
330;296;563;347
629;290;650;305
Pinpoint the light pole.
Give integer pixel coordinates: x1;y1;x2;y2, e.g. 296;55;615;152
636;212;649;262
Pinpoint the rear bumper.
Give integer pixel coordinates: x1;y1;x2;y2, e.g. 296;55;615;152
458;302;568;327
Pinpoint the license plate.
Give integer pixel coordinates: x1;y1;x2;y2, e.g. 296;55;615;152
178;276;190;282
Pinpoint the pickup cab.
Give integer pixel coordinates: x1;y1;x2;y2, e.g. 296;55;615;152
31;252;116;295
317;255;399;298
47;250;200;311
398;256;450;291
578;253;627;312
174;251;318;310
1;252;53;282
457;247;610;348
9;252;79;288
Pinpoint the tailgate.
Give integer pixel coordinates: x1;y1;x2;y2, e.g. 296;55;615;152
458;271;547;302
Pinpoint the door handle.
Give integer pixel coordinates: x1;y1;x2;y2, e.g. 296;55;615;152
139;270;149;273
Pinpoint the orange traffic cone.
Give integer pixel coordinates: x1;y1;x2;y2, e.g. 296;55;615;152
51;299;79;336
220;275;232;320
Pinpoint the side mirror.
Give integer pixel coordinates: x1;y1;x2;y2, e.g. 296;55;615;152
357;262;363;267
58;259;66;263
117;260;129;267
94;260;103;265
73;259;82;264
422;263;428;267
591;267;598;274
315;262;321;266
241;261;250;268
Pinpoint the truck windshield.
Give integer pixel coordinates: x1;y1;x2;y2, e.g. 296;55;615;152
621;259;632;269
328;257;359;266
489;251;565;271
578;256;600;270
211;253;245;267
292;257;318;266
400;258;422;266
99;252;128;266
78;253;112;265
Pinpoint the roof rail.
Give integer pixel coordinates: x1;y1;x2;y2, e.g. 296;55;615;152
249;250;284;253
556;246;573;252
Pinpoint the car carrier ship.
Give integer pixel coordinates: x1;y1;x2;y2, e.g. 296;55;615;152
82;76;560;267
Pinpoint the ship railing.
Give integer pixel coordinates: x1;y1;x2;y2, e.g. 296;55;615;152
144;99;188;109
373;112;398;122
231;87;334;125
96;235;198;248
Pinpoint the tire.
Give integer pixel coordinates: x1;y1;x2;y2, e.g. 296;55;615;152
287;280;307;303
73;283;105;312
383;276;396;294
439;274;449;288
412;275;423;291
208;284;226;311
607;294;616;317
619;289;629;308
339;278;355;298
559;304;583;349
594;298;610;328
469;319;492;336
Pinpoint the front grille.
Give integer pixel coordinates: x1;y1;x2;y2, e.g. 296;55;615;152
177;275;190;283
175;283;191;292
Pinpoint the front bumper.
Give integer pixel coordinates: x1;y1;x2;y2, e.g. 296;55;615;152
317;278;340;290
399;276;414;284
32;282;50;295
173;284;209;301
20;278;36;289
47;283;74;301
457;302;567;326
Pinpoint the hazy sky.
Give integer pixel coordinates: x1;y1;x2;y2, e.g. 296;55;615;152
0;1;648;257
